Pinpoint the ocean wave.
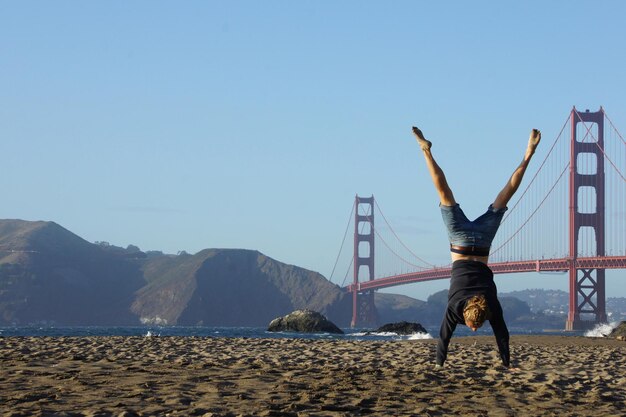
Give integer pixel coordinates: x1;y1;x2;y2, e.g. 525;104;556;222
408;332;433;340
140;316;168;325
584;321;619;337
347;331;433;339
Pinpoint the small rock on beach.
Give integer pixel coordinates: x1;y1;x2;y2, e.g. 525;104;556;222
267;309;344;334
373;321;428;335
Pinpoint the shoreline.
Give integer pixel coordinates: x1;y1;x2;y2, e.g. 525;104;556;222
0;325;595;338
2;335;625;416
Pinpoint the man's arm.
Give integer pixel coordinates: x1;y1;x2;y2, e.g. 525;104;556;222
436;307;458;366
489;300;510;367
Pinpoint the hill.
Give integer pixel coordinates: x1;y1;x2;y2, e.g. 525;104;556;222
503;289;569;316
375;293;427;324
0;219;352;326
132;249;351;326
376;289;561;330
0;219;144;325
502;288;626;323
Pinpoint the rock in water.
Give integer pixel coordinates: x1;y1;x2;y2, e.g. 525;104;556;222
609;321;626;339
267;309;344;334
375;321;428;335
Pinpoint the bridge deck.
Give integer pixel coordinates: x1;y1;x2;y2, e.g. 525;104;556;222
347;256;626;292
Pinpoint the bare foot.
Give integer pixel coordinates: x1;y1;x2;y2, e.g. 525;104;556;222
412;126;432;151
528;128;541;153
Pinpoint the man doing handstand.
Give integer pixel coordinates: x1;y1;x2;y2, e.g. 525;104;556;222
412;126;541;369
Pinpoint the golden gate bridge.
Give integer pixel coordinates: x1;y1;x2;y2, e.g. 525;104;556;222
330;107;626;330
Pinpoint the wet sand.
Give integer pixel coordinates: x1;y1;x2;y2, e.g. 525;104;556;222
1;335;625;416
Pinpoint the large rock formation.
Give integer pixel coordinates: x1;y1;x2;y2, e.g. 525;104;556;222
267;309;344;334
609;321;626;339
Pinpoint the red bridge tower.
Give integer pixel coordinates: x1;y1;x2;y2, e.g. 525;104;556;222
567;107;608;330
351;195;378;327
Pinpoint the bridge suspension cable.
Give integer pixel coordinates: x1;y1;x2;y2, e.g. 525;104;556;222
500;112;571;226
328;199;354;286
490;113;572;260
373;200;436;268
602;108;626;146
371;224;430;271
490;161;569;257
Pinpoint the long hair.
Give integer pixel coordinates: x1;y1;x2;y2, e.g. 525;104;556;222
463;295;490;326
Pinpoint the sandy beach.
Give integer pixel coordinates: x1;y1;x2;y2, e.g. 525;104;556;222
1;335;625;416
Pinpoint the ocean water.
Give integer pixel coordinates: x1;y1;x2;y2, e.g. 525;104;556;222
0;325;591;339
0;326;433;340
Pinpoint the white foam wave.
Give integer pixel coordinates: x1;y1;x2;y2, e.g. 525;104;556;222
347;331;433;339
584;321;619;338
408;332;433;340
145;330;160;337
140;316;168;325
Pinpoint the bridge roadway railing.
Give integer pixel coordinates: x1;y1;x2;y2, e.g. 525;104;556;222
346;256;626;292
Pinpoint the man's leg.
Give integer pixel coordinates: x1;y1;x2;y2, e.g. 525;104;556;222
412;127;456;206
492;129;542;209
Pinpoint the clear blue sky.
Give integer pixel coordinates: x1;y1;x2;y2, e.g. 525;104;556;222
2;1;626;298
